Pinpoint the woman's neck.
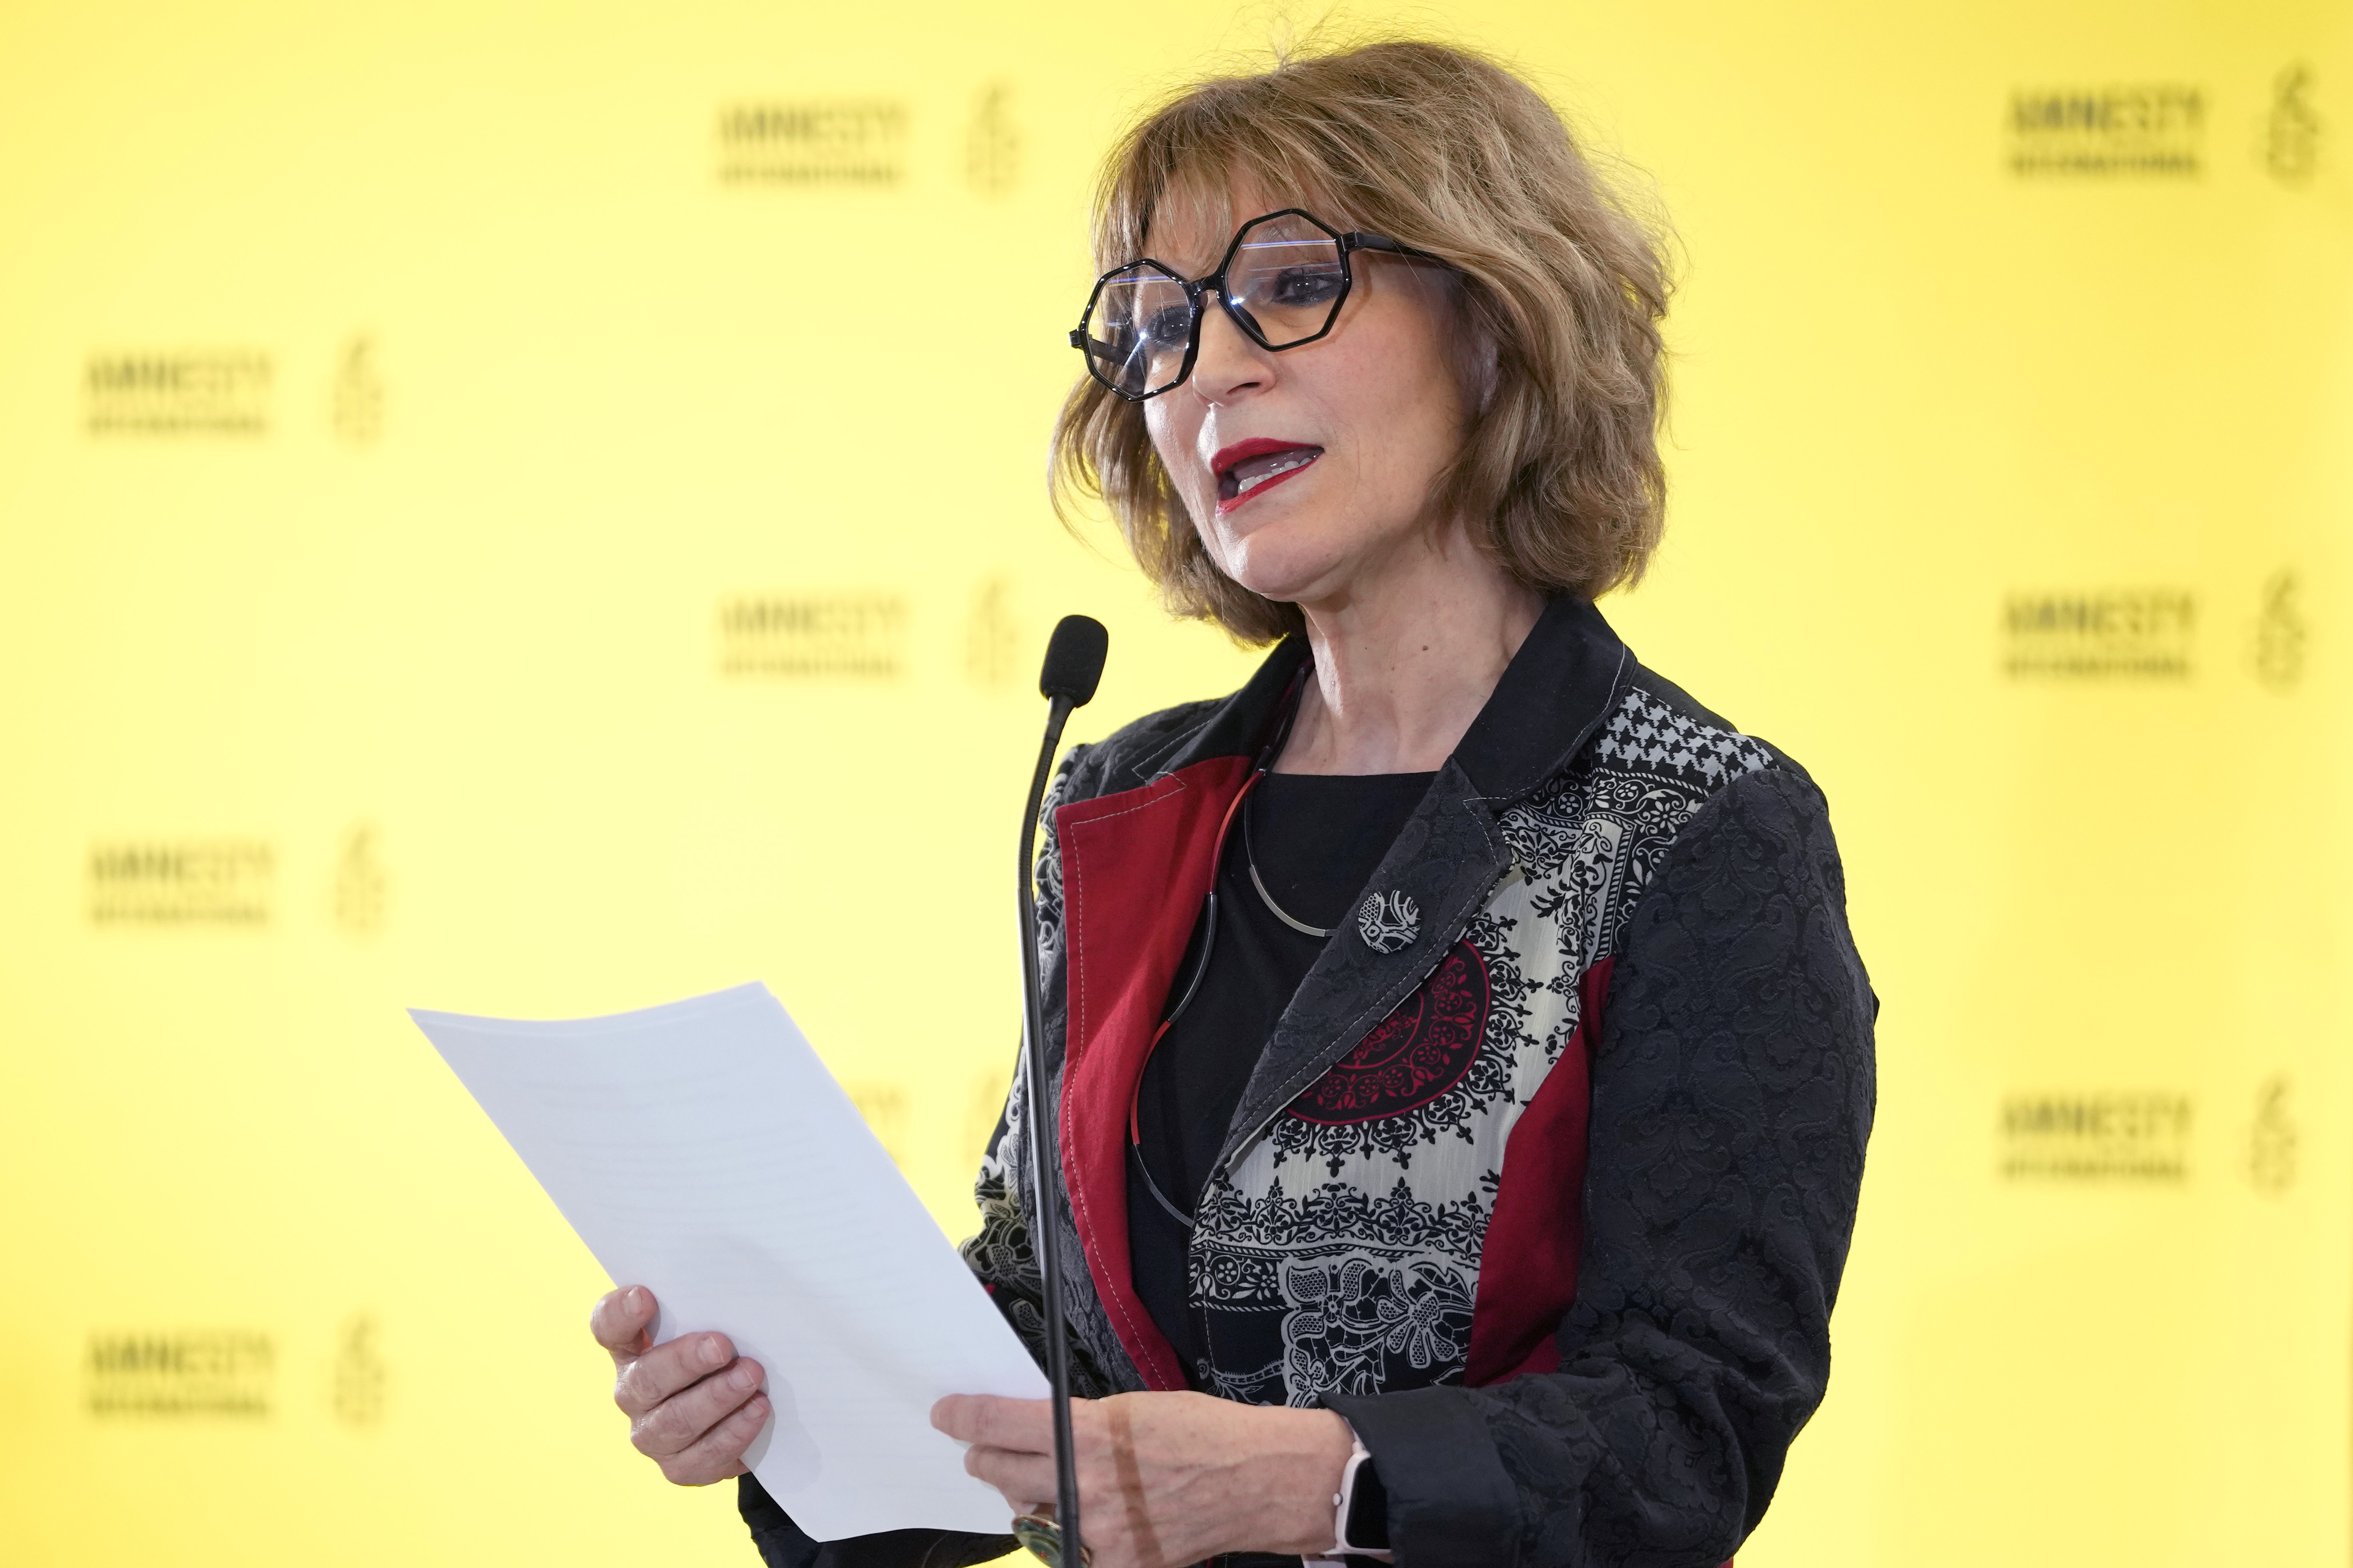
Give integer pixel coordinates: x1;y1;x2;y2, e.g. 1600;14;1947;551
1274;529;1546;776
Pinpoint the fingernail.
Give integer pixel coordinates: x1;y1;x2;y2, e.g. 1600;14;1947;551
701;1337;727;1367
730;1363;760;1392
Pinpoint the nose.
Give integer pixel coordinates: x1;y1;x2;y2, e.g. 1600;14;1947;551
1184;292;1272;404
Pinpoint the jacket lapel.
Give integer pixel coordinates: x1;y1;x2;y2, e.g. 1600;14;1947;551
1046;639;1307;1390
1056;756;1253;1390
1215;597;1635;1172
1215;764;1511;1166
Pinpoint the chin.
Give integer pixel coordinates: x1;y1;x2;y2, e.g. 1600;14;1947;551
1211;510;1354;605
1214;545;1327;606
1220;557;1343;610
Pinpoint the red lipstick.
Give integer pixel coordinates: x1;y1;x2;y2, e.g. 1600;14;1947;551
1210;437;1324;517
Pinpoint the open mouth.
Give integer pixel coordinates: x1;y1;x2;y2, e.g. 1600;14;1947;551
1213;439;1324;513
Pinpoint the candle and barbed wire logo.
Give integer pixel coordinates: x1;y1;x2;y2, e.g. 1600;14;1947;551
2253;570;2306;692
966;81;1020;198
2244;1075;2296;1195
85;350;272;436
332;821;389;938
845;1082;911;1170
331;334;385;445
2261;63;2320;186
965;577;1019;688
2007;84;2204;178
967;1065;1014;1171
330;1313;388;1429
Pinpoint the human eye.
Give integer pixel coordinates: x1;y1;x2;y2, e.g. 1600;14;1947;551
1267;264;1345;307
1143;304;1195;347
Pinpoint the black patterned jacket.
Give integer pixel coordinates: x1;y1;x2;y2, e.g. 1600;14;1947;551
742;597;1876;1568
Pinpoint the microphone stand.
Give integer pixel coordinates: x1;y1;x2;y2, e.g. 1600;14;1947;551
1012;617;1105;1568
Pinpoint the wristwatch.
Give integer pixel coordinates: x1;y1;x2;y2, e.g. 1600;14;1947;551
1303;1426;1393;1565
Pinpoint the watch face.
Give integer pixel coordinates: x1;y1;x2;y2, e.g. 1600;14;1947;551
1342;1455;1390;1552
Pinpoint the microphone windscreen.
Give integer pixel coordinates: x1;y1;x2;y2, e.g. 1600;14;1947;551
1039;615;1109;707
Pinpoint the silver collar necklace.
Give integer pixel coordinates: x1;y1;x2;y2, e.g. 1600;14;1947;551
1242;783;1329;938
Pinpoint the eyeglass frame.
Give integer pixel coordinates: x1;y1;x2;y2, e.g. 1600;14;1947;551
1066;208;1447;402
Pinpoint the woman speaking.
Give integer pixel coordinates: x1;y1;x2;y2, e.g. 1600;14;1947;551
590;39;1875;1568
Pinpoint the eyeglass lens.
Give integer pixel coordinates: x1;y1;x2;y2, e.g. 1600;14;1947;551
1082;263;1194;400
1080;214;1351;399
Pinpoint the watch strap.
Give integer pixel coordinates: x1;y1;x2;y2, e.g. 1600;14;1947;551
1303;1426;1393;1565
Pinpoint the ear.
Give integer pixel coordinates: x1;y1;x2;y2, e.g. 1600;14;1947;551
1433;273;1501;415
1449;315;1501;418
1468;331;1501;414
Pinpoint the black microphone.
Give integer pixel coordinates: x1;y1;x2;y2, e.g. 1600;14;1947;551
1013;614;1106;1568
1038;614;1108;708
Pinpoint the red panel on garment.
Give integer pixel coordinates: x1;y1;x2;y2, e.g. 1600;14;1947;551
1464;956;1612;1387
1055;754;1253;1393
1289;941;1490;1125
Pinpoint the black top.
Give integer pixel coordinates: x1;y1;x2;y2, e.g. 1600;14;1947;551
1127;768;1436;1383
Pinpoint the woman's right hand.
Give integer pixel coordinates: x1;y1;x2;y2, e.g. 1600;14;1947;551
590;1285;771;1485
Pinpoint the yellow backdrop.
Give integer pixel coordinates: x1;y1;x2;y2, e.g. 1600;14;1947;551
1;1;2346;1564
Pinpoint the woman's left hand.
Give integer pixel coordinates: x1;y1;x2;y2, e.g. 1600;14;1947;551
931;1389;1354;1568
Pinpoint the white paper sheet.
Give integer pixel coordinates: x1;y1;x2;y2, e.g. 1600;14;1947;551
409;983;1046;1540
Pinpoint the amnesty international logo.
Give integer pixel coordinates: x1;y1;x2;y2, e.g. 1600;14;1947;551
87;1330;274;1417
88;840;274;926
85;350;271;436
2008;84;2204;178
718;593;908;678
2002;589;2193;680
718;101;909;187
2000;1093;2192;1182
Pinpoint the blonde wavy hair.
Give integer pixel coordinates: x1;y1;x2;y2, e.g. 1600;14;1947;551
1050;40;1673;645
